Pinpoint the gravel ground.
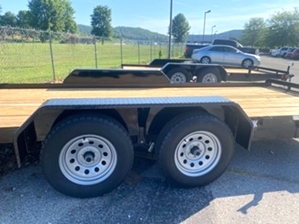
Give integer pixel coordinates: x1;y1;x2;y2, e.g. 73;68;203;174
0;143;40;177
0;144;18;177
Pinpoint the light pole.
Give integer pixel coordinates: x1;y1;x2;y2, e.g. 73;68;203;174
214;31;218;40
211;25;216;41
168;0;173;59
202;10;211;43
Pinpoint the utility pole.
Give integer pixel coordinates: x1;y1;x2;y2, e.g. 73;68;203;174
202;10;211;43
168;0;173;59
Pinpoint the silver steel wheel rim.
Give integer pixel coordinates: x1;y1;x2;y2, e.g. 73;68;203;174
59;135;117;185
243;60;252;68
202;73;218;83
174;131;221;177
170;72;187;83
201;57;210;64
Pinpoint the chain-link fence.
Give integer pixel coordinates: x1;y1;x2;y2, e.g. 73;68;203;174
0;26;185;83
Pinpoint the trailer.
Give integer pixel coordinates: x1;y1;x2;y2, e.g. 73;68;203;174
122;59;294;83
0;69;299;198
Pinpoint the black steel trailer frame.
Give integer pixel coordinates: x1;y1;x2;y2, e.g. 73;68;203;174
121;59;294;83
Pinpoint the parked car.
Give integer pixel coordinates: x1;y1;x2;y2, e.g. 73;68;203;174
270;47;290;57
271;48;282;57
290;48;299;60
184;44;207;58
191;45;261;68
212;39;259;55
184;39;258;58
281;47;294;58
284;48;297;58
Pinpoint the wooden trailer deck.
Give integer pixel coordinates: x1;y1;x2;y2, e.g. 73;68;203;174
122;66;266;75
0;85;299;143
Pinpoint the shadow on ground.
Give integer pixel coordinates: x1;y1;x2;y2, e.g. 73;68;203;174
0;139;298;223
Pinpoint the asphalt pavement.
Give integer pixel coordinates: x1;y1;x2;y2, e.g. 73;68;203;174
0;55;299;224
0;139;299;224
260;55;299;83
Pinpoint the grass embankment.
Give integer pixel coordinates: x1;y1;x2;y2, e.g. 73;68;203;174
0;42;184;83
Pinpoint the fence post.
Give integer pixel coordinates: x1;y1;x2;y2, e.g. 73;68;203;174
120;38;123;65
150;41;153;61
172;42;174;58
49;31;56;82
94;36;98;68
138;41;140;64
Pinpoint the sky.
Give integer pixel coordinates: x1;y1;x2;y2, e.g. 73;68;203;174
0;0;298;35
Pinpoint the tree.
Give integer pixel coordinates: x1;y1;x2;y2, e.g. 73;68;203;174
28;0;77;33
241;18;266;47
171;13;190;43
91;5;113;44
264;8;299;48
0;11;17;27
17;10;31;28
61;0;77;33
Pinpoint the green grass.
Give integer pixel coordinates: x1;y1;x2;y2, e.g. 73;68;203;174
0;42;185;83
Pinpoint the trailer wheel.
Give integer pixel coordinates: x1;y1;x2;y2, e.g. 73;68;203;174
242;59;253;68
167;68;190;83
197;68;221;83
41;114;133;198
156;113;234;187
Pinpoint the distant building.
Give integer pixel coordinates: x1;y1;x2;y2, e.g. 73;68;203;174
187;29;244;44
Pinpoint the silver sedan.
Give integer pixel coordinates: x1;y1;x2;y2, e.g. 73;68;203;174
191;45;261;68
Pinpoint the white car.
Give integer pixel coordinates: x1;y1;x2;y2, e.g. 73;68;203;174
271;47;290;57
192;45;261;68
271;49;281;57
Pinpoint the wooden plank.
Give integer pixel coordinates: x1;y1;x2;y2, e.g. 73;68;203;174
225;68;265;75
0;86;298;131
122;66;160;70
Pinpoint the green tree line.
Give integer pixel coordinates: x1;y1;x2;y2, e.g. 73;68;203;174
0;1;191;43
241;8;299;48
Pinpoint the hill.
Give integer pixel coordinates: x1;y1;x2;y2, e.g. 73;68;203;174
78;24;168;42
113;26;168;42
78;24;92;35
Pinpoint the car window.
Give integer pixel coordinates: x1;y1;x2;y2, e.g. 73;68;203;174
209;46;224;52
224;47;237;53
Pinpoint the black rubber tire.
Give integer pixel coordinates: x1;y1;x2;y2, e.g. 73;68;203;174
155;112;234;187
196;68;221;83
242;59;254;68
167;68;190;83
200;56;211;64
41;114;134;198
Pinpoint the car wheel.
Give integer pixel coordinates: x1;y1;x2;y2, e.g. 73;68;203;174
167;68;190;83
41;114;134;198
200;56;211;64
242;59;253;68
196;68;221;83
155;112;235;187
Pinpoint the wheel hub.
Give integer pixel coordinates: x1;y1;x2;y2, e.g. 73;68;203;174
77;147;101;166
202;73;217;83
59;135;117;185
170;73;186;83
174;131;222;177
190;145;201;157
